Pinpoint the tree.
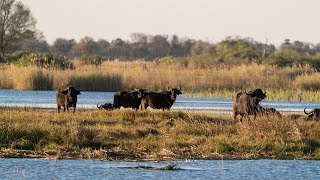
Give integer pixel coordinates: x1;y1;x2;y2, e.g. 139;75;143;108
72;36;98;57
0;0;36;62
148;35;170;58
7;30;49;54
50;38;76;58
131;33;149;59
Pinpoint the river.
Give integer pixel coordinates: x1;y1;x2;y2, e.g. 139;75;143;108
1;89;320;114
0;159;319;179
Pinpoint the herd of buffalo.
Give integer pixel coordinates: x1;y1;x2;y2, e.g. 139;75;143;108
55;86;320;120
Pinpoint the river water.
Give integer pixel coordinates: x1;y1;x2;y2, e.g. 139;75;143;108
0;159;319;179
1;89;320;114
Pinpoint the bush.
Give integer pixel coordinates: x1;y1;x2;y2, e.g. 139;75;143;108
80;55;102;67
4;51;27;62
265;49;320;70
16;53;74;70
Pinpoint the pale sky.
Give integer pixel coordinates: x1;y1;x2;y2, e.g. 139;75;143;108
22;0;320;46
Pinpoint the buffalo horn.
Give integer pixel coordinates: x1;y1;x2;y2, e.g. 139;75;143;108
97;103;101;108
304;107;313;115
176;86;181;90
263;89;267;95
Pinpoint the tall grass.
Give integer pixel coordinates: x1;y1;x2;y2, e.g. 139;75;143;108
0;60;320;100
0;109;319;160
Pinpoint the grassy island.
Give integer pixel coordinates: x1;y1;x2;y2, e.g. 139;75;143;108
0;108;319;161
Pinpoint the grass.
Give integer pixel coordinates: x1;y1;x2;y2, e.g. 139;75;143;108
1;60;320;101
0;108;319;160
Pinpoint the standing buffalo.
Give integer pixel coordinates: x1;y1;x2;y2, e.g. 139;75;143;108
56;86;81;113
233;88;266;121
140;86;182;110
113;89;146;110
304;107;320;120
97;103;113;110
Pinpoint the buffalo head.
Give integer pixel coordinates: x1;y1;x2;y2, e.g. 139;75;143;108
245;88;266;101
304;107;320;120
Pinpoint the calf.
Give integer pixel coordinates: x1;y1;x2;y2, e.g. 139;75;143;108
97;103;113;110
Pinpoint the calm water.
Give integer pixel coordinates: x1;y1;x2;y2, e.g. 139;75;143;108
1;89;320;114
0;159;319;179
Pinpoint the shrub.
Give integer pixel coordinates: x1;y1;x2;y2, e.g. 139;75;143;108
80;55;102;67
16;53;74;70
4;51;27;62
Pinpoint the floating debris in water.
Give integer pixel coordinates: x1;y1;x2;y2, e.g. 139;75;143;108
116;163;182;170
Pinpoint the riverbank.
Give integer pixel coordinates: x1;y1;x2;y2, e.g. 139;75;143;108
0;108;319;161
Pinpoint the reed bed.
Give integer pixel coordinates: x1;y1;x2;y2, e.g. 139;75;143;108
0;109;319;160
0;61;320;101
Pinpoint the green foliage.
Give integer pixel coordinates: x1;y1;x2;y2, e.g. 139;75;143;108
79;55;102;66
216;38;260;64
16;53;74;69
266;49;320;70
4;51;27;62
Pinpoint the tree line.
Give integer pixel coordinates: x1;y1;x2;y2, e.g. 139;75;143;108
1;0;320;69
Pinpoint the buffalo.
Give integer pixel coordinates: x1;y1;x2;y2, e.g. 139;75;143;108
97;103;113;110
113;89;146;110
304;107;320;120
140;86;182;110
56;86;81;113
258;107;282;117
233;88;266;121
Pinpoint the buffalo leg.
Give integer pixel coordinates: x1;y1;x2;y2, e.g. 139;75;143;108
57;105;61;113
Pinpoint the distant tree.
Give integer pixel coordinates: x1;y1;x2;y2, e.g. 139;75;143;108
216;37;260;64
7;30;49;54
170;35;186;57
190;40;215;56
96;39;110;58
72;36;98;57
280;39;312;54
148;35;170;58
0;0;36;62
108;38;131;59
131;33;149;59
50;38;76;58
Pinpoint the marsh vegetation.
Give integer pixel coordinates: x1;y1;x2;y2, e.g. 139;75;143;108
0;108;319;160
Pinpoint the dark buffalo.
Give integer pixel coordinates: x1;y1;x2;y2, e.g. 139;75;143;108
304;107;320;120
140;86;182;110
258;107;282;117
233;88;266;121
113;89;145;110
97;103;113;110
56;86;81;113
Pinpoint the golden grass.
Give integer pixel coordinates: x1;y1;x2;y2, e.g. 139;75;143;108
0;60;320;100
0;109;319;160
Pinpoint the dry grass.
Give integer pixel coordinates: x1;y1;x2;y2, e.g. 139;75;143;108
0;60;320;100
0;109;319;160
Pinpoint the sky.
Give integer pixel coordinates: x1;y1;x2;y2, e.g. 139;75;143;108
22;0;320;46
